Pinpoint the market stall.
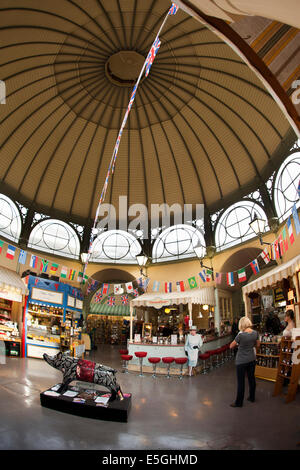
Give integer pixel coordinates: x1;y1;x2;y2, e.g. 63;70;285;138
128;287;232;375
0;266;27;357
242;253;300;382
22;275;85;359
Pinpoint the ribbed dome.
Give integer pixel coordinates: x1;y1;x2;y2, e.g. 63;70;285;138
0;0;295;225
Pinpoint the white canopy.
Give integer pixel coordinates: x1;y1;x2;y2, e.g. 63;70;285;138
131;287;216;309
242;254;300;294
0;266;27;302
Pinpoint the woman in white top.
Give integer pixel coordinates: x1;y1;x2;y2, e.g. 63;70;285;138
185;326;203;376
282;309;295;337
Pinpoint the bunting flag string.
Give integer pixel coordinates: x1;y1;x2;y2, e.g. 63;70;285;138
82;2;180;277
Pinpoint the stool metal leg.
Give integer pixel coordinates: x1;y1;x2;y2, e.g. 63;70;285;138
138;358;144;377
179;364;184;380
166;364;171;379
201;360;208;374
124;360;129;374
152;363;157;378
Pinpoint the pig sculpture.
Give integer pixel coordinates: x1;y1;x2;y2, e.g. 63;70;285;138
43;351;124;401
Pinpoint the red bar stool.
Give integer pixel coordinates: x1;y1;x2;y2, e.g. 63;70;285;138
148;357;161;378
135;351;147;377
119;349;128;355
121;354;132;373
215;348;223;367
162;357;175;379
209;349;218;369
199;352;210;374
175;357;188;379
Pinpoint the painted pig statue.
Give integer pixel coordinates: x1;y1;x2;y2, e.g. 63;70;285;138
43;351;124;401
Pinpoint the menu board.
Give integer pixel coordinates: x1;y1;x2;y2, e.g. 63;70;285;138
75;299;83;310
31;287;63;305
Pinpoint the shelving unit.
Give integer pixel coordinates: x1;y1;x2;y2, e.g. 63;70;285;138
255;341;280;382
273;337;300;403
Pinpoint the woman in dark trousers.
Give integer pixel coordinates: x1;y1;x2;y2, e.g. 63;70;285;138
229;316;260;407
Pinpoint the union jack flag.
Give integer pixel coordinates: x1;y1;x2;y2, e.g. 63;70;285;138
145;37;161;77
121;295;129;305
107;296;115;306
94;291;103;303
168;3;179;15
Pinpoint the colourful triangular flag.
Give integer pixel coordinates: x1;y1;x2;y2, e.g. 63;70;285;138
287;217;295;244
226;272;234;287
176;281;185;292
206;268;213;282
238;268;247;283
69;269;76;280
30;254;38;268
121;294;129;305
102;283;109;295
215;272;222;284
282;226;288;252
125;282;133;293
114;284;124;295
0;240;3;254
18;249;27;265
165;282;172;293
145;36;161;77
77;271;83;283
6;244;16;260
107;296;115;306
292;203;300;235
40;259;48;273
152;280;160;292
188;276;197;289
49;263;59;275
261;247;270;264
60;266;68;279
250;259;260;275
199;269;206;283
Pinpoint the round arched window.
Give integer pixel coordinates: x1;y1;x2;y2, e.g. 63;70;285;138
0;194;22;242
152;224;205;262
215;201;268;251
273;151;300;221
90;230;142;263
28;219;80;258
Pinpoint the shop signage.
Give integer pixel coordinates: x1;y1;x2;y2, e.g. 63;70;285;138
75;299;83;310
274;287;285;303
31;287;63;305
67;296;75;307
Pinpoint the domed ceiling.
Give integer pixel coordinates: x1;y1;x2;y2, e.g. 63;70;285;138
0;0;296;226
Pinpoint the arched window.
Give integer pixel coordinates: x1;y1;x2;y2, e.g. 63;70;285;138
28;219;80;258
215;201;268;251
90;230;142;264
273;150;300;222
0;194;22;242
152;224;205;262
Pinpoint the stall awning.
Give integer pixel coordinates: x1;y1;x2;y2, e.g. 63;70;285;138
242;254;300;294
0;266;27;302
131;287;215;309
89;302;131;316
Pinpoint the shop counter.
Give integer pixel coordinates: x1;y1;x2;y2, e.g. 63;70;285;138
127;334;233;375
27;338;60;359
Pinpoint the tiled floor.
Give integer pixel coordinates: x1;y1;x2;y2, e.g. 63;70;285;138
0;344;299;450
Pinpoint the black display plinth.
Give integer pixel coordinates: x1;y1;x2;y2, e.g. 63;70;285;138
40;385;131;422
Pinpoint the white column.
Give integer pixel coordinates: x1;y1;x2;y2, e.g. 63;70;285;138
188;302;193;326
129;302;133;342
214;288;221;334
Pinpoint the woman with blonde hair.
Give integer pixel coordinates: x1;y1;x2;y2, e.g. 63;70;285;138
229;316;260;407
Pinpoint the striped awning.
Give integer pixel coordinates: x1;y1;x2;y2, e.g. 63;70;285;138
131;287;216;309
89;301;131;316
0;266;27;302
243;254;300;294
